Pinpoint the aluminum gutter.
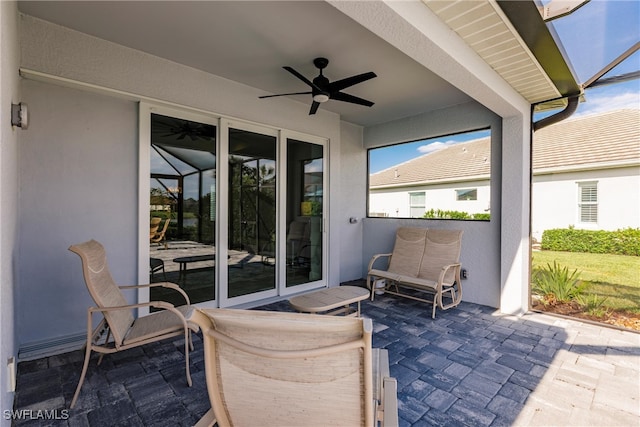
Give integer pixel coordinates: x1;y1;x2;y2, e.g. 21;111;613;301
533;159;640;176
497;0;582;98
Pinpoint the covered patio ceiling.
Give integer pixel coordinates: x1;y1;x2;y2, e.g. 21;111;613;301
18;0;579;126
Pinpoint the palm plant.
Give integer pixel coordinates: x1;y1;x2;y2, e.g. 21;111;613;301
532;261;585;305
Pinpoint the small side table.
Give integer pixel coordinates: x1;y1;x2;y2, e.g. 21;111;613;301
289;286;370;317
173;254;216;284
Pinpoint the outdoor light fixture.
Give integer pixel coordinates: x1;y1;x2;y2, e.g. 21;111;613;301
11;103;28;129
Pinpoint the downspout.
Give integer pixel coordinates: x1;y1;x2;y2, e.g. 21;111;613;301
532;94;580;132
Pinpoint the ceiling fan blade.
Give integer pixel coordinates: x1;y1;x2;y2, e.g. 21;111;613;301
329;71;377;92
309;101;321;115
331;91;375;107
259;91;312;99
283;66;323;92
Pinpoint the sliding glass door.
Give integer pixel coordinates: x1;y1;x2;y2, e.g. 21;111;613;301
141;105;327;308
286;138;324;288
148;111;217;306
226;126;277;300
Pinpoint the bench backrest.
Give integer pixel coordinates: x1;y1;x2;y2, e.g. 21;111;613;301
387;227;428;277
418;229;463;284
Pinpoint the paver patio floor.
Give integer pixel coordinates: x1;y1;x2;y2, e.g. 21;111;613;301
12;282;639;426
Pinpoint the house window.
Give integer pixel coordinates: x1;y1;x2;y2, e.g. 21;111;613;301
456;188;477;201
409;192;425;217
368;128;491;220
578;181;598;223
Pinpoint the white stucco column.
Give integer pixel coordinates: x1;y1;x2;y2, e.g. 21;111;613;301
500;115;531;315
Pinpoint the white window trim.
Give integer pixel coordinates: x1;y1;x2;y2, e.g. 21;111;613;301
409;191;426;218
577;181;598;226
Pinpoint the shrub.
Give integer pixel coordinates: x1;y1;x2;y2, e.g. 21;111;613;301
422;209;490;221
472;213;491;220
575;293;610;318
541;228;640;256
531;261;585;305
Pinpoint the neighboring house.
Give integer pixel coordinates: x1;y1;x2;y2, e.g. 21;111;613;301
369;136;491;217
531;109;640;240
369;109;640;240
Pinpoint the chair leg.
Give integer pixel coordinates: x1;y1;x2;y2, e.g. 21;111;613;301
184;330;192;387
367;275;376;301
70;345;93;409
432;293;438;319
97;329;111;366
194;409;216;427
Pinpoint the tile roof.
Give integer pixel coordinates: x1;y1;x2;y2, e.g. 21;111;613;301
370;109;640;188
369;138;490;188
533;109;640;172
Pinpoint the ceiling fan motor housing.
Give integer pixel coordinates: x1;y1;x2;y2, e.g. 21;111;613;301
312;74;331;102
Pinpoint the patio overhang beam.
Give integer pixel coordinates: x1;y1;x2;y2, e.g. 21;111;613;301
587;70;640;89
583;42;640;89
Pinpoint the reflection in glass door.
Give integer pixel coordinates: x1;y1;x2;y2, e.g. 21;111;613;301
149;113;217;306
227;128;277;298
286;138;323;288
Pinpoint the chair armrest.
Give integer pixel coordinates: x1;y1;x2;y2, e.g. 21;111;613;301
382;377;398;427
89;300;176;313
373;348;399;427
119;282;191;306
368;253;393;272
89;301;194;333
436;263;462;287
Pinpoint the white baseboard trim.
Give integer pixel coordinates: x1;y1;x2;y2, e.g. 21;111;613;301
18;333;85;361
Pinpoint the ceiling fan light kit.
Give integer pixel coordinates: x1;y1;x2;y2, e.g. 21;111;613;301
259;57;376;115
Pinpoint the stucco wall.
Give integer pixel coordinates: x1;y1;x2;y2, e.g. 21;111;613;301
1;1;19;421
18;80;139;347
339;121;366;281
363;103;502;309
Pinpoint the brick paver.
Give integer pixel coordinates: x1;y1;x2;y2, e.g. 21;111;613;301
12;282;640;426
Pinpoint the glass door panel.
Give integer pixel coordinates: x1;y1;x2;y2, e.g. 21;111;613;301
227;128;277;298
286;138;324;287
149;113;217;305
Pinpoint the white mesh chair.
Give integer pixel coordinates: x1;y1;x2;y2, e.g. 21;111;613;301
189;308;398;427
68;239;198;408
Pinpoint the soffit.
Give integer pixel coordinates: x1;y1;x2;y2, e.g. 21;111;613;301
423;0;570;105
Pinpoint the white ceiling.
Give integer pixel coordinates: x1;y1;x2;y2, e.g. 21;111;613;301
18;0;473;127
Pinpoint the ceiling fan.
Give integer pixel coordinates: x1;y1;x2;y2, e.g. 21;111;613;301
259;57;377;115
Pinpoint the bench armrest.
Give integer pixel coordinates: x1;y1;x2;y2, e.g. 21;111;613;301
368;253;393;271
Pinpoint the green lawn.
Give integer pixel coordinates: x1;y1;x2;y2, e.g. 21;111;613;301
532;250;640;314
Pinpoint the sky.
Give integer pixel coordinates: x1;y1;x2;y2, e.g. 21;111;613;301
369;0;639;174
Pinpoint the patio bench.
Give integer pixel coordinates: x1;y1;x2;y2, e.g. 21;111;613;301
366;227;463;318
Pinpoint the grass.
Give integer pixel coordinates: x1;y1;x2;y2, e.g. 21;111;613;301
532;250;640;314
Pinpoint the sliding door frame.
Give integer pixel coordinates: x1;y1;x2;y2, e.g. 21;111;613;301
139;103;328;313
